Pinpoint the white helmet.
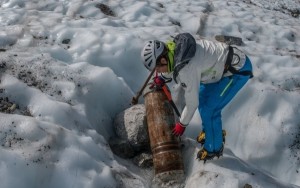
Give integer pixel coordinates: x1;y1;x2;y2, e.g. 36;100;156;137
141;40;166;71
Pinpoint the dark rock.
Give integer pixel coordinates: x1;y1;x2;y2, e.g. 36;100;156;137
62;39;71;44
95;3;116;17
215;35;243;46
290;9;300;18
109;138;136;159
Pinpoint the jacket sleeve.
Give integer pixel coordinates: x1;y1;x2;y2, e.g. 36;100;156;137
178;69;200;125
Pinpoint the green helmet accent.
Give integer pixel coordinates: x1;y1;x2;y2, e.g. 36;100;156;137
166;40;175;72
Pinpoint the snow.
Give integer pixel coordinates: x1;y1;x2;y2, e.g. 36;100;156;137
0;0;299;187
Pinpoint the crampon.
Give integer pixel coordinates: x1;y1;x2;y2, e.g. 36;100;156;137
196;145;224;163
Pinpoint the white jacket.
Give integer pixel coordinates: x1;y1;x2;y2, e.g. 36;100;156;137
174;39;245;125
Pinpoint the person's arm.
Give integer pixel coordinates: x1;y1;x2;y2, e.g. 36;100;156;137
179;81;199;125
178;68;200;125
172;83;185;116
172;69;199;136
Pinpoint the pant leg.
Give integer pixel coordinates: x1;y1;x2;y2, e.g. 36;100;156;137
199;83;221;152
199;78;231;152
198;56;252;152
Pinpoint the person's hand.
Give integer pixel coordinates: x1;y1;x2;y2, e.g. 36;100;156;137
172;122;186;136
150;76;165;89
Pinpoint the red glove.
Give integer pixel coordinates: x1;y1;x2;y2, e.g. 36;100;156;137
150;76;165;89
172;122;186;136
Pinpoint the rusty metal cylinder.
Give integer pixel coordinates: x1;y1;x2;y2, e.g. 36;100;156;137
144;87;184;183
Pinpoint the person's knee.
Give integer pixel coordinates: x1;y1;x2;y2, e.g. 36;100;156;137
200;108;214;121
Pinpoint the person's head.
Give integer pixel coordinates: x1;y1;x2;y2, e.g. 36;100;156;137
141;40;170;73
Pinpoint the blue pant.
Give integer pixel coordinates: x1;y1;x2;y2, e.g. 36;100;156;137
198;56;252;152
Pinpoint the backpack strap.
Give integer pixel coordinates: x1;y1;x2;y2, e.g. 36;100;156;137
224;46;253;78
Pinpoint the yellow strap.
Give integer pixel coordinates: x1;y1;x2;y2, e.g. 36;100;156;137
220;78;233;97
166;41;175;72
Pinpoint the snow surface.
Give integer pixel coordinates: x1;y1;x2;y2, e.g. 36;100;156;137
0;0;299;187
